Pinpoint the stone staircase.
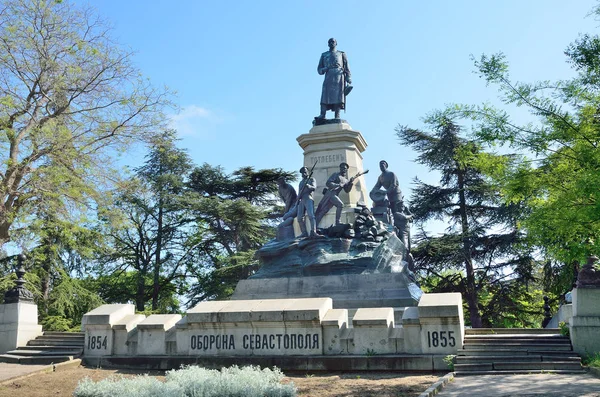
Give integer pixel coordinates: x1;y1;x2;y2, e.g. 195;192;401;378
454;328;584;375
0;331;84;365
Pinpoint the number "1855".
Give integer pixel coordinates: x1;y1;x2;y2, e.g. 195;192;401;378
87;335;108;350
427;331;456;348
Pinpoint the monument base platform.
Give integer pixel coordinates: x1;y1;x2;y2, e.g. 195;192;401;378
231;273;422;309
84;353;450;372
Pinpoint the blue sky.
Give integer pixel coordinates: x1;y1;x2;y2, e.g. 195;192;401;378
85;0;598;200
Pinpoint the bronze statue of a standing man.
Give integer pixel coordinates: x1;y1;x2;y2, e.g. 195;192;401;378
316;38;352;120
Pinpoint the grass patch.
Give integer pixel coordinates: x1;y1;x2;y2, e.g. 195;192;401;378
582;352;600;368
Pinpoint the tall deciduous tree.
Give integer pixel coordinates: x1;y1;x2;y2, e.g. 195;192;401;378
397;119;536;328
0;0;169;247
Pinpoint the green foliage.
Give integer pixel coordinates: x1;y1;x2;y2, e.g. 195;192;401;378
74;365;297;397
582;352;600;368
184;164;292;305
559;321;570;337
0;0;169;247
443;355;456;371
434;36;600;270
98;131;193;311
398;119;537;327
41;315;77;332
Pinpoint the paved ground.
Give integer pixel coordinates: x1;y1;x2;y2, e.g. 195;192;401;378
0;363;50;383
437;373;600;396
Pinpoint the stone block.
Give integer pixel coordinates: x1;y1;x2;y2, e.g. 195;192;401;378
418;293;462;318
570;316;600;356
84;324;113;357
418;293;464;355
186;301;230;323
350;308;396;355
82;304;135;326
112;314;146;355
352;308;394;327
283;298;332;322
233;273;421;309
322;309;348;355
573;288;600;317
0;302;42;354
322;309;348;327
400;307;422;354
183;323;323;356
137;314;182;356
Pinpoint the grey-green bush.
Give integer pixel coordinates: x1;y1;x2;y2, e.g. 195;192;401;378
73;365;297;397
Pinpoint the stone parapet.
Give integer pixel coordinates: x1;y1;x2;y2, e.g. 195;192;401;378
81;293;464;361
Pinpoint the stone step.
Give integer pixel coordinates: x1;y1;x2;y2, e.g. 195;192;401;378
38;334;84;340
18;345;84;351
463;339;571;346
6;349;82;357
456;355;581;364
464;334;569;341
455;361;582;372
28;339;84;347
454;369;587;376
459;349;576;356
0;354;75;365
462;343;573;351
43;331;84;336
465;328;560;335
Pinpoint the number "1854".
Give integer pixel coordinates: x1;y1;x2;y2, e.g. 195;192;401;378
427;331;456;348
87;335;108;350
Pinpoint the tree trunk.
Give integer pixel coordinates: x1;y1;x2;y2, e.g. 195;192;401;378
457;167;483;328
151;191;164;311
136;266;146;312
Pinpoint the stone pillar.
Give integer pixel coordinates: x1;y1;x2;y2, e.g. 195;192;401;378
350;307;397;354
321;309;349;355
297;121;369;228
137;314;182;355
417;293;464;355
82;303;135;357
0;255;42;354
570;255;600;355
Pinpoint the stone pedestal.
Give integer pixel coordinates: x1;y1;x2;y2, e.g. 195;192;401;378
0;302;43;354
570;287;600;355
82;303;136;356
297;122;369;228
137;314;182;355
417;293;464;354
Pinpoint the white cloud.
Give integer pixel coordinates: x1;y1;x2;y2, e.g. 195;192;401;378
168;105;212;137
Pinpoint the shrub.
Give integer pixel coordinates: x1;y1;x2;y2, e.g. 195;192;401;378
582;352;600;368
559;321;570;337
443;355;456;371
74;365;297;397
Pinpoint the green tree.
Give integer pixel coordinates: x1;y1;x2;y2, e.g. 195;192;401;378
184;164;293;305
98;132;193;312
431;10;600;294
397;119;537;327
0;0;169;247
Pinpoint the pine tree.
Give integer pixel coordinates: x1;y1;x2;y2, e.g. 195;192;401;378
397;118;536;327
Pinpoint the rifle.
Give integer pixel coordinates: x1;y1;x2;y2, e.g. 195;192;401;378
328;169;369;194
296;160;318;204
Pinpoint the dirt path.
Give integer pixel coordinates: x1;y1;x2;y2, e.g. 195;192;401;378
0;366;439;397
